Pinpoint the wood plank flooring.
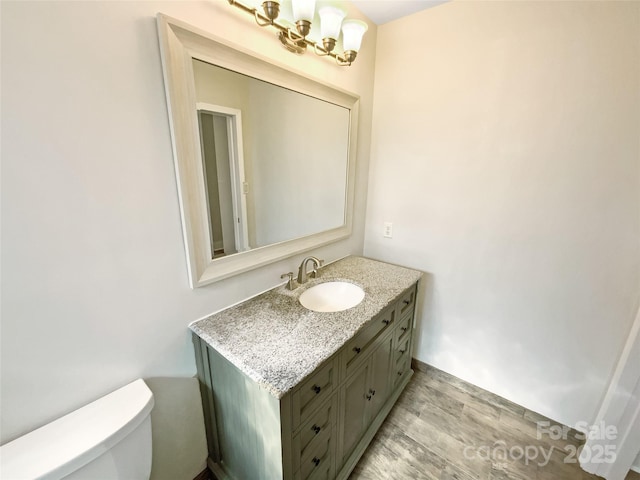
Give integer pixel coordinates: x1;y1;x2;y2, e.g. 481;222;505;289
349;363;638;480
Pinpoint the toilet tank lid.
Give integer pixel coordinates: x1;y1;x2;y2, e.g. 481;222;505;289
0;379;154;480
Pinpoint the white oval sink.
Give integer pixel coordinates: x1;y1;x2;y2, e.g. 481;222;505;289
299;281;365;312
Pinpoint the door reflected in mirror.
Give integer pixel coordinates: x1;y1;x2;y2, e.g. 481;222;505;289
198;106;248;259
193;59;350;261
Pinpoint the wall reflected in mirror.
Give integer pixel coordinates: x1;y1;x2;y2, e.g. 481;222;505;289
193;59;350;260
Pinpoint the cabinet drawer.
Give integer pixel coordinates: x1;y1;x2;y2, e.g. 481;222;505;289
395;314;412;344
306;462;332;480
297;426;333;480
394;336;410;366
292;395;337;473
396;286;416;318
393;354;411;388
292;359;336;429
342;305;395;376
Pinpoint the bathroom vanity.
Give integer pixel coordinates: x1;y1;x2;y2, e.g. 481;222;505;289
190;256;422;480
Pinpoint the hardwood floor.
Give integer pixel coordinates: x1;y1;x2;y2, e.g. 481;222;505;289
349;363;637;480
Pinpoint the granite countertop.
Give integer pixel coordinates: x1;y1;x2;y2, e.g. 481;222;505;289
189;256;423;399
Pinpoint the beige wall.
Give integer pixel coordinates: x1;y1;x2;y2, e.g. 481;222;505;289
364;0;640;428
0;1;376;478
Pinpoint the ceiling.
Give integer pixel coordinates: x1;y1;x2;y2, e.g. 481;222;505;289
353;0;447;25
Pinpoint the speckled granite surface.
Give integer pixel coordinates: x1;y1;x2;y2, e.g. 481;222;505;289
189;256;422;399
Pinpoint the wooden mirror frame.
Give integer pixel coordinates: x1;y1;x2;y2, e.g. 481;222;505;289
157;14;359;288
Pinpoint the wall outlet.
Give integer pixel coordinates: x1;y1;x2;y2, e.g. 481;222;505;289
383;222;393;238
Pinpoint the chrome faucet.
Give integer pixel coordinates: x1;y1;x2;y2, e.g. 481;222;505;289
297;256;323;284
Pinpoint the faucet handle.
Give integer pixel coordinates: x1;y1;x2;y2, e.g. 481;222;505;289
280;272;295;290
310;259;324;279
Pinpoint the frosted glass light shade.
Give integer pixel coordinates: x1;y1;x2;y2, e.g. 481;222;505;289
319;6;346;40
341;19;368;52
292;0;316;22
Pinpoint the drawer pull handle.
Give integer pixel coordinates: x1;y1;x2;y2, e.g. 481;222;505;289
353;347;361;354
366;393;372;401
397;371;403;376
401;327;408;332
403;299;411;305
382;319;390;325
369;388;376;396
312;385;322;394
311;425;321;434
400;349;406;354
312;457;321;467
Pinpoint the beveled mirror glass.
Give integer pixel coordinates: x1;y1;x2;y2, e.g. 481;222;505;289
157;15;359;287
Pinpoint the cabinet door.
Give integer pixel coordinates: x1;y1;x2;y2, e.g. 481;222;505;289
367;333;393;421
340;361;370;463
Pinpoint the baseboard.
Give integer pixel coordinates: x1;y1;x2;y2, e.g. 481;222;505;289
411;357;429;373
206;456;236;480
193;466;213;480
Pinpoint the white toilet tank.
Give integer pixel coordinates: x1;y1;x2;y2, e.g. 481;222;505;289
0;379;154;480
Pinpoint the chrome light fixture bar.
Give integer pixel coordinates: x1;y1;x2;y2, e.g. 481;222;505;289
228;0;368;66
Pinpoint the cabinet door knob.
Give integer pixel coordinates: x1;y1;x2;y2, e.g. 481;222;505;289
400;349;406;354
312;385;321;394
397;371;403;376
369;388;376;396
353;347;361;354
365;393;372;401
403;299;411;305
312;457;321;467
312;424;321;434
382;319;390;325
401;327;408;332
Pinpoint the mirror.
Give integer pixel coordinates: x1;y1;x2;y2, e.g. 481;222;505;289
157;15;359;287
193;60;350;258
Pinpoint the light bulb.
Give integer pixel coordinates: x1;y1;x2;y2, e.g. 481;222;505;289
291;0;316;22
319;6;346;41
341;19;368;52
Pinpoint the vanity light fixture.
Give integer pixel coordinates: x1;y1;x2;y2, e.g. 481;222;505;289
228;0;368;66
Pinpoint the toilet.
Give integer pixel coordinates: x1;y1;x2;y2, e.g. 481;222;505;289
0;379;154;480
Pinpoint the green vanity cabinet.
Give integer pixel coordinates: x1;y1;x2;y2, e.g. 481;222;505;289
339;358;370;463
338;332;393;467
192;282;418;480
